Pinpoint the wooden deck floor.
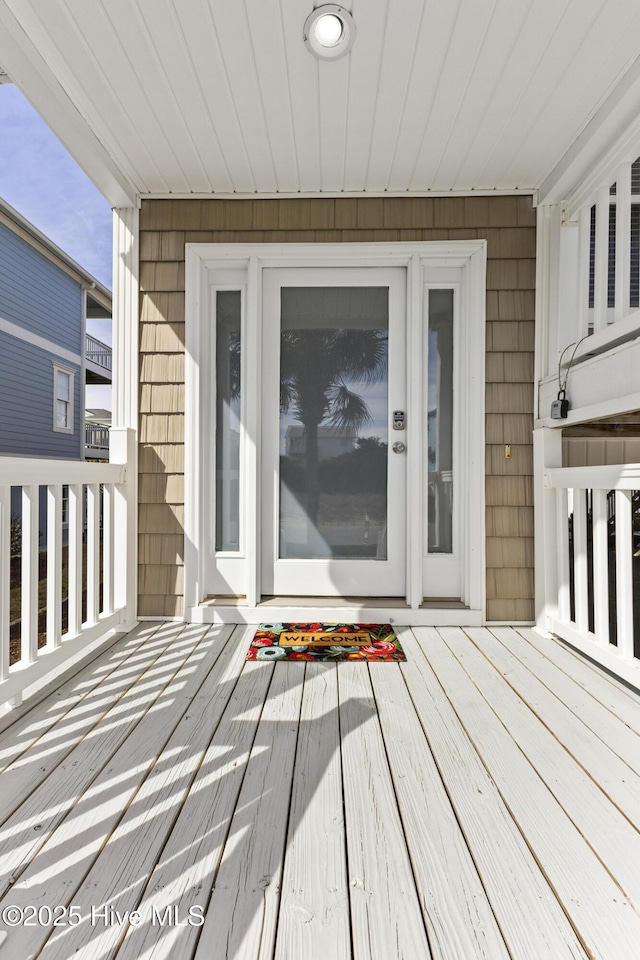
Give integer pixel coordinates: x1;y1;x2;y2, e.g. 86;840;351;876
0;622;639;960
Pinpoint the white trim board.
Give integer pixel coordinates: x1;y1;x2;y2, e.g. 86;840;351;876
0;315;81;366
184;241;487;624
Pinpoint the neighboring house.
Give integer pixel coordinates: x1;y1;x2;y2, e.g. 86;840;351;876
0;1;639;691
0;197;112;462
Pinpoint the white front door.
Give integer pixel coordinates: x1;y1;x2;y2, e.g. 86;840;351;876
261;267;407;597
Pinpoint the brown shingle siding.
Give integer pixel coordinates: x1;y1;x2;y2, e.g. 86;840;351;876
138;195;536;620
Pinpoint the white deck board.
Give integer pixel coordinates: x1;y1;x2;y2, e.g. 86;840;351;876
464;626;640;827
0;624;638;960
275;663;351;960
369;656;511;960
431;627;640;960
401;629;588;960
485;626;640;774
338;664;432;960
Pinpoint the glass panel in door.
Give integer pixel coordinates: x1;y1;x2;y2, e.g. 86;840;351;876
279;286;389;562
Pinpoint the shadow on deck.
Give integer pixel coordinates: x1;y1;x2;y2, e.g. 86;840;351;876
0;621;639;959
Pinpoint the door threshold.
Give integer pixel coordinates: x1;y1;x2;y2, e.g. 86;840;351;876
192;597;481;627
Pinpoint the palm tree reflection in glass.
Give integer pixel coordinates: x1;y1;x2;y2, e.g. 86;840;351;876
279;290;389;561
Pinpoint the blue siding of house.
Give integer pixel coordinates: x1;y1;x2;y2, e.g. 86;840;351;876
0;332;82;458
0;222;82;351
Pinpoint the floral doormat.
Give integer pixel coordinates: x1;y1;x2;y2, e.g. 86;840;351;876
246;623;406;661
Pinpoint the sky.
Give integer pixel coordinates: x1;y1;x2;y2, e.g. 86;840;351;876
0;84;114;407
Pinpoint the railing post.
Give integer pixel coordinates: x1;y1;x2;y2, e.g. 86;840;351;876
21;484;39;664
615;489;634;660
68;483;83;638
534;427;563;631
591;488;610;645
110;427;137;630
46;484;63;648
0;487;10;681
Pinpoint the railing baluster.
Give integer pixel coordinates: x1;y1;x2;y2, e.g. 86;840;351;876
615;162;632;322
614;489;634;660
0;487;10;681
591;488;610;645
556;487;571;622
68;483;83;637
46;484;63;648
594;185;610;332
103;483;114;616
21;485;39;664
86;483;100;626
572;488;589;632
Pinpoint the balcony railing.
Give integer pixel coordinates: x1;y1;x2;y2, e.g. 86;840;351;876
545;462;640;686
86;334;112;371
0;430;135;711
85;421;110;452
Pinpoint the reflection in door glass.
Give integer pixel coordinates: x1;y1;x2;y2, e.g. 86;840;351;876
428;289;454;554
215;291;241;551
279;287;388;560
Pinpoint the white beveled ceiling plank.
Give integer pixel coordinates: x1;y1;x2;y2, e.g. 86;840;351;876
451;0;568;191
362;0;426;192
385;0;461;193
502;0;640;189
135;0;233;194
103;0;212;193
431;0;534;191
408;0;499;191
171;1;255;194
317;53;351;191
244;0;300;193
279;0;322;193
341;0;389;192
59;0;193;193
197;0;278;193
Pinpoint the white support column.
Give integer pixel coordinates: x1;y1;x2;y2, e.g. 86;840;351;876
591;488;610;646
0;487;10;681
21;485;39;664
593;184;610;333
110;429;137;630
111;206;139;629
534;427;563;630
577;204;591;340
46;484;63;648
614;489;634;660
68;483;83;638
615;162;632;322
534;205;561;390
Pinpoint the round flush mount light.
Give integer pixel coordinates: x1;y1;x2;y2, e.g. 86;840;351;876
303;5;356;60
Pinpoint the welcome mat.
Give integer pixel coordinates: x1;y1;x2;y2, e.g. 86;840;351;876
246;623;406;661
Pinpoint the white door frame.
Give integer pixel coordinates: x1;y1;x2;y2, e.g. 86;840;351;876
184;242;486;624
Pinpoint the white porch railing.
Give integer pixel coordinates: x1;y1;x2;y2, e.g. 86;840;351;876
0;430;135;711
85;334;112;371
85;421;110;452
545;462;640;686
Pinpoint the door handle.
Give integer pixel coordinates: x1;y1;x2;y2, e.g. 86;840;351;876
392;441;406;454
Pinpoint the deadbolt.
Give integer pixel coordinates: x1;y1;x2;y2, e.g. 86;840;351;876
392;441;406;454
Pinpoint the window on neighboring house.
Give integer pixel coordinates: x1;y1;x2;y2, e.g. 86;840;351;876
53;363;75;434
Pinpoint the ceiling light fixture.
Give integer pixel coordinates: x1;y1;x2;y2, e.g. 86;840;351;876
304;5;356;61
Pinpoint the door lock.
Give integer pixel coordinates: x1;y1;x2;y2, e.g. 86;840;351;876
393;411;405;430
392;441;406;454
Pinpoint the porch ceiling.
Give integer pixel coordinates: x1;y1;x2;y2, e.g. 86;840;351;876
2;0;640;206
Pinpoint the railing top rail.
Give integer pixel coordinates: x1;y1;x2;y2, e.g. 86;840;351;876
0;456;125;486
546;463;640;490
85;333;111;351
